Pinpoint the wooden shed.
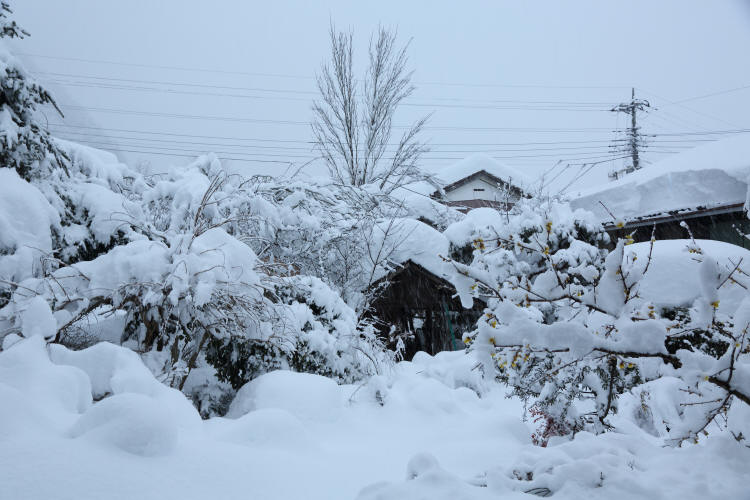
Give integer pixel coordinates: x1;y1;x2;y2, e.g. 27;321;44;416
366;260;483;360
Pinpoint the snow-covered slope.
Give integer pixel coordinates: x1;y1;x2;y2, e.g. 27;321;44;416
569;135;750;222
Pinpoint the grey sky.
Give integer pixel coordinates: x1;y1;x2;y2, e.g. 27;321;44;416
11;0;750;193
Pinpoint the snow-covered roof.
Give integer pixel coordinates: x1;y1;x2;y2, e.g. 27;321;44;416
569;135;750;222
370;218;474;308
432;153;533;192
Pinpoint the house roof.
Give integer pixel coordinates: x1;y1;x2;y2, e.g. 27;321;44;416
442;169;524;196
433;153;532;193
569;135;750;223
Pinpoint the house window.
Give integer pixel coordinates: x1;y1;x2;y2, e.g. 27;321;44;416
473;188;485;192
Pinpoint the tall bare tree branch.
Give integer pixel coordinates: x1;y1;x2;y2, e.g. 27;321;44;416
312;24;430;193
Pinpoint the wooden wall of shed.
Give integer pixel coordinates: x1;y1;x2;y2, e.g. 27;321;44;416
368;264;483;360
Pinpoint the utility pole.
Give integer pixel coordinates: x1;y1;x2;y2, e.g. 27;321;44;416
609;88;650;180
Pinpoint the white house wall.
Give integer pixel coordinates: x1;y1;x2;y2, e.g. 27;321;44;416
445;177;520;202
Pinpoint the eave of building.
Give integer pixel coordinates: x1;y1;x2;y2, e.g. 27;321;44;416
603;202;746;231
370;259;455;291
370;259;487;305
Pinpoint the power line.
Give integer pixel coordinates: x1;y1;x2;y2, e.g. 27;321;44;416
38;71;617;108
59;135;643;162
43;78;609;112
636;87;741;129
49;122;633;146
559;156;633;193
19;52;632;91
57;104;619;132
92;148;306;165
51;123;313;143
50;121;718;146
672;83;750;104
651;129;750;137
38;81;612;112
54;128;692;154
18;52;317;81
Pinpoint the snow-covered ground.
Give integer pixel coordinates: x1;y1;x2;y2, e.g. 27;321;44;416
1;6;749;496
1;335;748;500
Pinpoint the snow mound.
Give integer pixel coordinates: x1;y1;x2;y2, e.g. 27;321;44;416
0;337;91;435
210;408;314;449
20;296;56;339
629;239;750;311
227;370;344;421
410;350;485;394
357;452;499;500
0;168;59;284
444;207;505;247
49;341;201;431
69;392;178;456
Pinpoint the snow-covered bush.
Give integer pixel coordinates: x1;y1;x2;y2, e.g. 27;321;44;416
226;176;457;315
0;135;394;416
0;10;397;401
206;275;389;391
455;199;750;446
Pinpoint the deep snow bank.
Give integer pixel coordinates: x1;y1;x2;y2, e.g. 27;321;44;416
1;337;748;500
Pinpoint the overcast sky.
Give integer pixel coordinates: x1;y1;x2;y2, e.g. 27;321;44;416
11;0;750;193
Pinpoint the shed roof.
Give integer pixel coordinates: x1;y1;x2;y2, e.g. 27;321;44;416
569;135;750;223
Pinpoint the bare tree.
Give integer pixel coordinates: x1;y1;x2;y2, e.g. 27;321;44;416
312;24;431;193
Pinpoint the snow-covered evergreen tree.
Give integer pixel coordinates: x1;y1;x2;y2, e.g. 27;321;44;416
0;1;69;180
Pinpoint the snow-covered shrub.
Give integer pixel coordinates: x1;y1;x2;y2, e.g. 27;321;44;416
226;176;455;315
0;141;395;416
206;275;390;390
0;4;410;411
455;199;750;445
